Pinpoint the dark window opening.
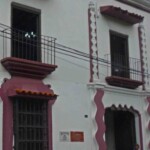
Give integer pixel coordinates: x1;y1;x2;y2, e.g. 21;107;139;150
11;4;41;61
13;98;48;150
105;108;136;150
110;31;129;78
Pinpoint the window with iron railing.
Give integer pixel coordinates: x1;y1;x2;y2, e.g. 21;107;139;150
11;3;41;61
0;3;56;65
0;23;56;65
110;31;129;78
104;31;143;89
13;98;48;150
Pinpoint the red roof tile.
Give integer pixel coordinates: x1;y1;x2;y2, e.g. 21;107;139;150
15;89;57;97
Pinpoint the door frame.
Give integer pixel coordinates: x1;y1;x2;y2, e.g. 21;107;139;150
109;30;130;78
104;105;143;150
11;2;41;61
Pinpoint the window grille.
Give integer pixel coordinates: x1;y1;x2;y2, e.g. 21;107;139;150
13;98;48;150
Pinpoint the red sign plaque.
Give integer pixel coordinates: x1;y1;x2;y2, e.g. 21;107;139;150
70;131;84;142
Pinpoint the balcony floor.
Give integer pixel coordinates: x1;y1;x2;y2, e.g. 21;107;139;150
105;76;144;89
1;57;57;79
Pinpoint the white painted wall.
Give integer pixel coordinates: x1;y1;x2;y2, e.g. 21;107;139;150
0;0;150;150
0;1;92;150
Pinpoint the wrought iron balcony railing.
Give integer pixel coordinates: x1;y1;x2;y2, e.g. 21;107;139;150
104;54;143;89
0;23;56;65
0;23;57;79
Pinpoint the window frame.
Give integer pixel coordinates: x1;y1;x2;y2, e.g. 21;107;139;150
109;30;130;78
13;97;49;150
11;2;41;61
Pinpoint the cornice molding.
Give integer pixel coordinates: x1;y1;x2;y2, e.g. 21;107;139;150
117;0;150;13
87;82;150;96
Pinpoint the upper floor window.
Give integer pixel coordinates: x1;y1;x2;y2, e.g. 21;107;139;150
110;31;129;78
11;3;41;61
100;5;144;88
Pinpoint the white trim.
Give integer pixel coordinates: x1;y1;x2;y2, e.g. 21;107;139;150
87;82;150;96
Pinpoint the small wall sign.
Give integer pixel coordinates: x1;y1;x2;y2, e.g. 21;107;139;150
59;132;70;142
70;131;84;142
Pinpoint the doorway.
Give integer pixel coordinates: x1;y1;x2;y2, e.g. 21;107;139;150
11;3;41;61
105;108;136;150
110;31;129;78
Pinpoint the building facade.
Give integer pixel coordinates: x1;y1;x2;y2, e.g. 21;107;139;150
0;0;150;150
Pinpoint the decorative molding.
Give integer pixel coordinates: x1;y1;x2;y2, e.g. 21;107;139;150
88;2;99;82
138;23;149;90
1;57;57;79
92;90;144;150
93;89;106;150
147;97;150;149
0;76;57;150
90;86;145;150
88;82;149;96
100;5;144;25
105;76;143;89
0;79;5;88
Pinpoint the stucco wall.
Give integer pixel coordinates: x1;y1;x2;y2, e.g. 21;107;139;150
0;1;92;150
0;0;150;150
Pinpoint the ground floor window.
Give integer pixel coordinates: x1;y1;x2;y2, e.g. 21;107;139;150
13;98;48;150
105;108;137;150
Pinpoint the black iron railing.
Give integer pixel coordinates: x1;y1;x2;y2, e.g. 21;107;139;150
0;23;56;65
105;54;143;81
13;98;48;150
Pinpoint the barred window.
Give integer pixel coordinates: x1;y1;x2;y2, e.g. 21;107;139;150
13;98;48;150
